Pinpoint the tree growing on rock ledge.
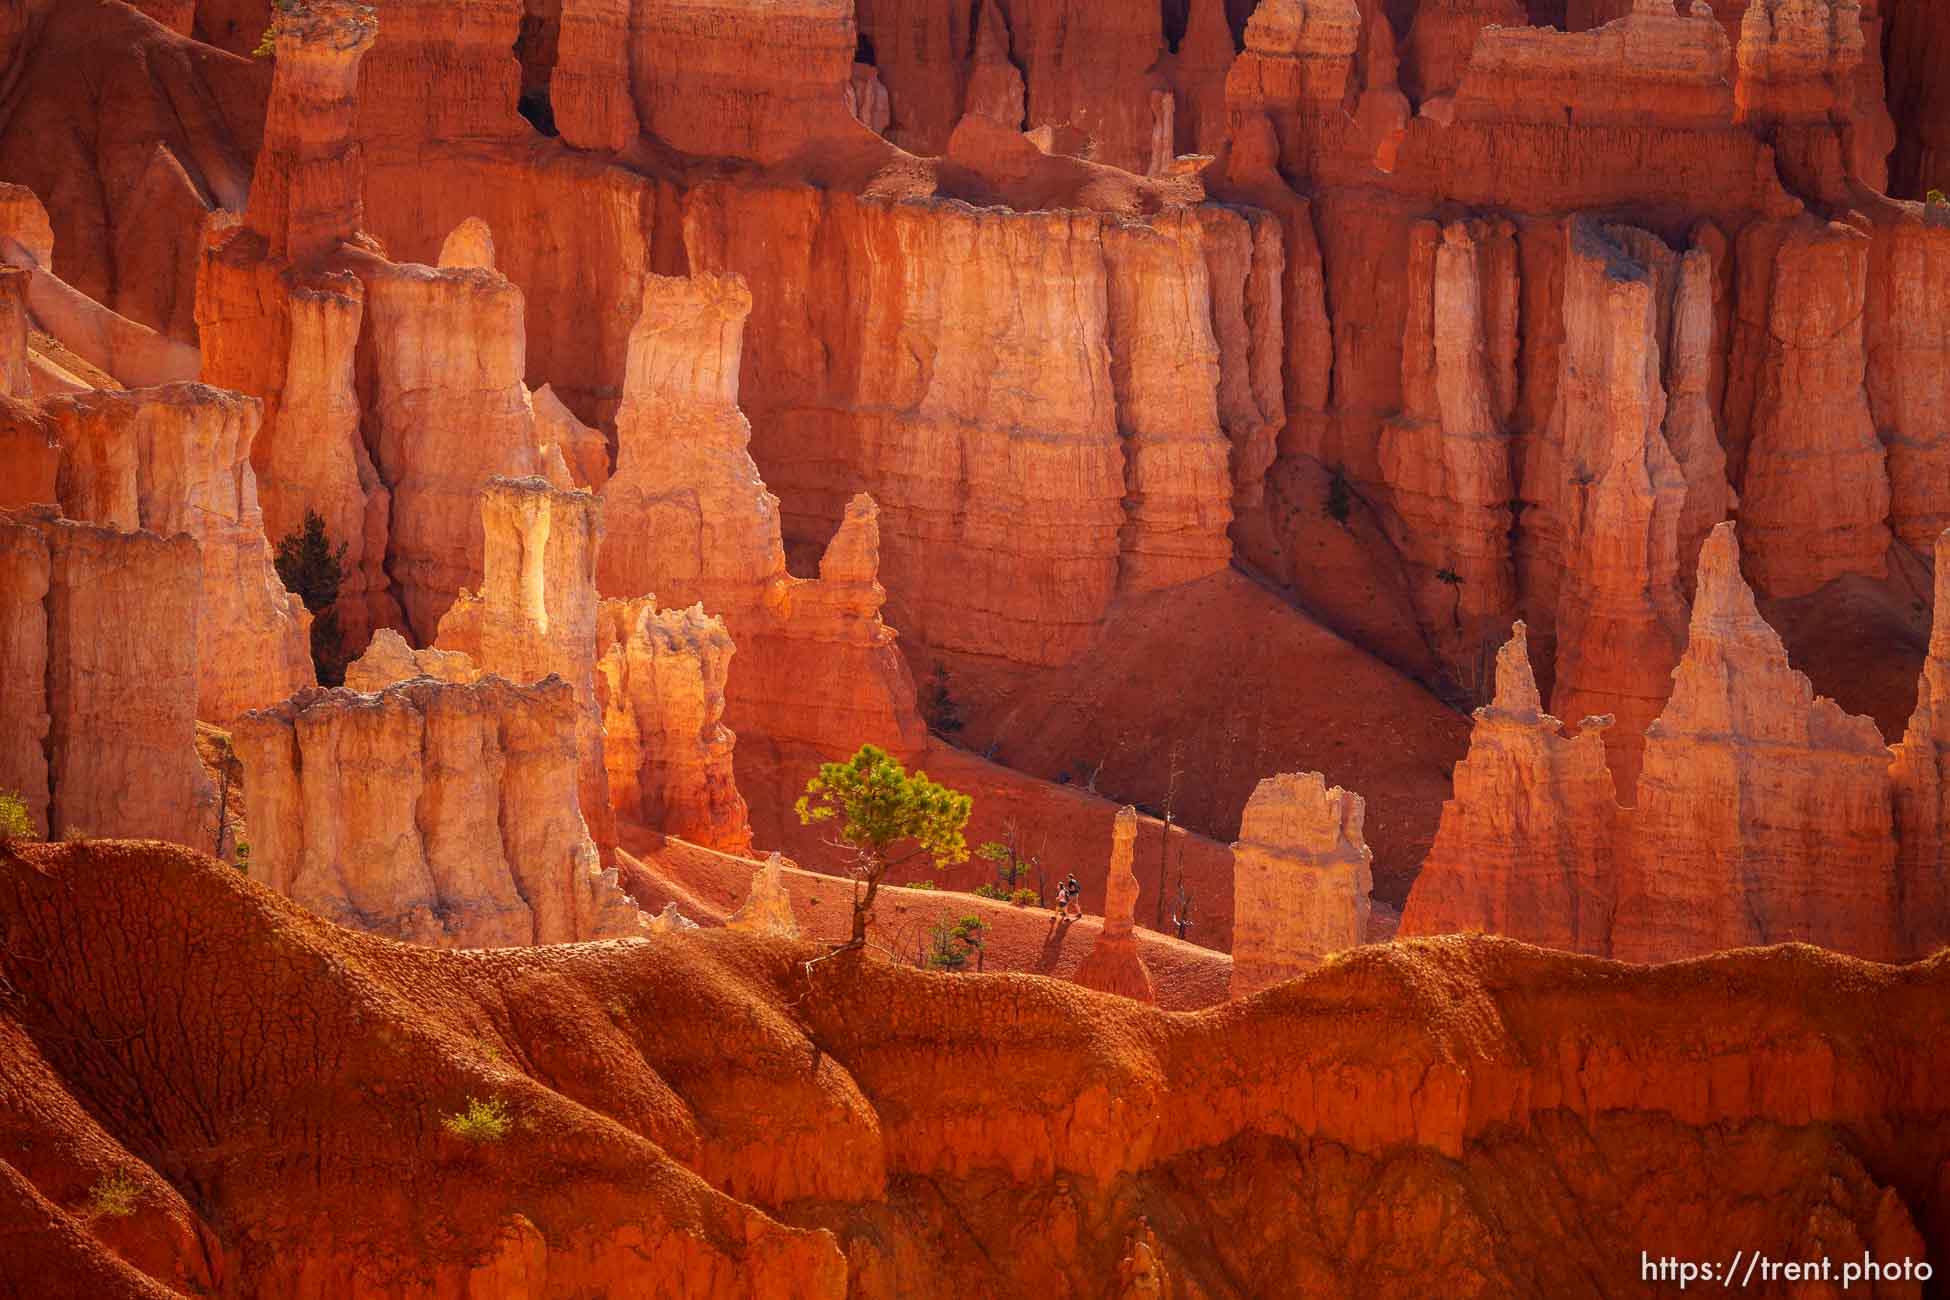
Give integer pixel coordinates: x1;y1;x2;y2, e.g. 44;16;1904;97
797;744;971;952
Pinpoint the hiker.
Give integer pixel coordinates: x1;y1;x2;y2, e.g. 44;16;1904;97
1062;873;1083;920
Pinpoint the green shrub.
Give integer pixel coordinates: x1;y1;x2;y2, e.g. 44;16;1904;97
1009;887;1040;907
972;882;1009;901
275;511;351;685
0;789;34;842
922;663;964;735
796;744;972;950
88;1170;141;1219
902;880;936;890
1929;188;1948;207
275;510;347;615
927;915;985;971
441;1096;512;1143
1324;465;1352;524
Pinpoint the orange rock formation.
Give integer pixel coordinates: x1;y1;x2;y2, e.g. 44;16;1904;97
8;3;1950;1288
1072;805;1157;1002
1229;771;1374;998
1399;623;1621;953
436;477;615;859
0;506;210;844
38;382;311;720
726;852;802;938
596;598;753;855
233;676;644;947
1617;523;1902;961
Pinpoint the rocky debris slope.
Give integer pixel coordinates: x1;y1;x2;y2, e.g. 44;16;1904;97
2;840;1947;1298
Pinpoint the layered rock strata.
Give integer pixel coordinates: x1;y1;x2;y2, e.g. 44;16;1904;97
436;478;615;859
1726;214;1891;598
683;188;1263;670
234;676;643;947
1378;217;1518;672
1614;524;1902;962
1073;805;1156;1003
349;250;543;640
0;506;209;844
196;2;398;651
1229;772;1374;998
1865;197;1950;552
597;598;753;854
1531;220;1702;792
1453;2;1736;128
594;269;925;758
1886;527;1950;960
248;0;379;266
40;383;311;720
1398;624;1620;954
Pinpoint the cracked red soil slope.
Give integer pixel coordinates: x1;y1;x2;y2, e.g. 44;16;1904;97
1;839;1947;1298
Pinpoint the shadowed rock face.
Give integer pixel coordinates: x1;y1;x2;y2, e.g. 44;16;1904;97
4;841;1950;1297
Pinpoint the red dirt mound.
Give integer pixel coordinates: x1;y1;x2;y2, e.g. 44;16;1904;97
4;840;1948;1298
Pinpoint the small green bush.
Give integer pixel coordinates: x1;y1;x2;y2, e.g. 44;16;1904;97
901;880;936;891
88;1170;141;1219
1009;887;1040;907
441;1096;512;1143
927;915;985;971
274;510;351;685
0;789;35;842
1324;465;1352;524
1928;188;1948;207
972;882;1009;901
922;663;964;735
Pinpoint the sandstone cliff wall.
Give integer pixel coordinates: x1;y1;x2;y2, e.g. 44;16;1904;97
0;506;210;844
234;676;643;947
41;382;311;720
